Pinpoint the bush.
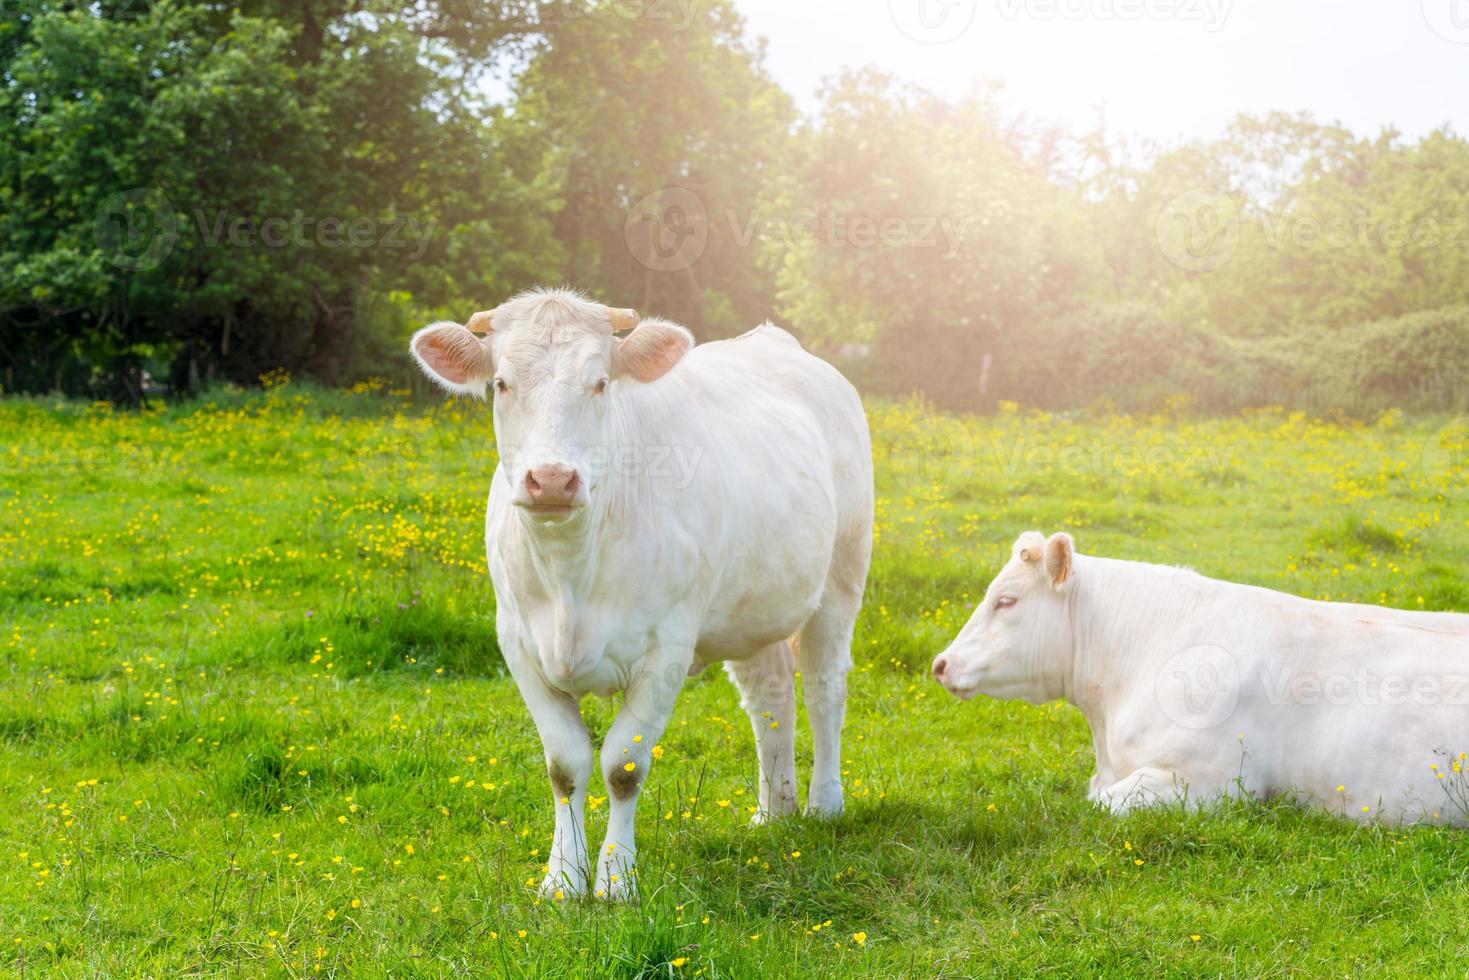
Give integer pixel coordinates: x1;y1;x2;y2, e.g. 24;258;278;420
982;304;1469;416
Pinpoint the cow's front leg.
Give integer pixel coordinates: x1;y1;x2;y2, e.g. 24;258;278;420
595;645;692;901
1086;727;1116;802
1096;766;1186;814
510;663;594;899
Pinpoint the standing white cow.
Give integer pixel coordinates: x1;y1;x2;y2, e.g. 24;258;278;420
410;288;873;899
932;531;1469;825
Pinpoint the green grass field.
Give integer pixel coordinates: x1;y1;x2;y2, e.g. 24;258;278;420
3;383;1468;976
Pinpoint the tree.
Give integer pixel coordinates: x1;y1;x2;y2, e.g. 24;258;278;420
0;0;558;397
509;0;794;337
764;71;1106;408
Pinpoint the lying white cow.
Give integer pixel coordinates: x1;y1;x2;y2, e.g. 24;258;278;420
410;288;873;899
933;532;1469;825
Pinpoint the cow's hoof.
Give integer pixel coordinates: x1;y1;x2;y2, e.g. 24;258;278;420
592;871;637;903
539;869;587;901
750;799;798;826
805;785;844;818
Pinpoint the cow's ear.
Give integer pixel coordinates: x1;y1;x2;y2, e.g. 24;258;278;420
410;321;493;398
612;316;694;383
1044;532;1074;590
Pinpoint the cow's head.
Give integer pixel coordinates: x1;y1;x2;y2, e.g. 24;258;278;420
409;288;693;523
931;531;1076;703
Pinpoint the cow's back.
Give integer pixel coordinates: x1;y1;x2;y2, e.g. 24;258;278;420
646;325;872;658
1094;562;1469;825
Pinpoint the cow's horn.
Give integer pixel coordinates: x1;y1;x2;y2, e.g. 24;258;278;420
609;308;639;333
466;310;493;334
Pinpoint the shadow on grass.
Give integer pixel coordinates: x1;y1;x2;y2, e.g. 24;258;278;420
254;595;503;678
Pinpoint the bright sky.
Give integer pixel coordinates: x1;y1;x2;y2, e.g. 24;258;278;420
734;0;1468;146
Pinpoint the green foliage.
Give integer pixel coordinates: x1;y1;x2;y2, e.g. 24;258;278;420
995;304;1469;415
1;0;558;397
5;5;1469;411
779;103;1469;414
765;71;1105;408
511;0;794;337
1184;123;1469;337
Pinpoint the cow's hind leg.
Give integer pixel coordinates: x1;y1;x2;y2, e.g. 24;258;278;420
725;641;798;825
798;526;869;817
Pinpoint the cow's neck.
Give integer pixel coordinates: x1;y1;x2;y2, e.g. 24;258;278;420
517;506;606;596
1061;570;1107;722
1034;584;1079;707
513;506;611;678
1065;556;1198;722
507;392;683;669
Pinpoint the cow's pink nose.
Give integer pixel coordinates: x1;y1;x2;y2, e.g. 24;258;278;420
932;655;948;681
524;465;581;508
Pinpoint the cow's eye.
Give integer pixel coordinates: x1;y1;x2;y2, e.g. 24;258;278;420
995;595;1017;610
593;378;608;395
494;378;509;394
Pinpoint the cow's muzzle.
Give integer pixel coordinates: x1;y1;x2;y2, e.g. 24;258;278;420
518;464;584;515
931;652;979;700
